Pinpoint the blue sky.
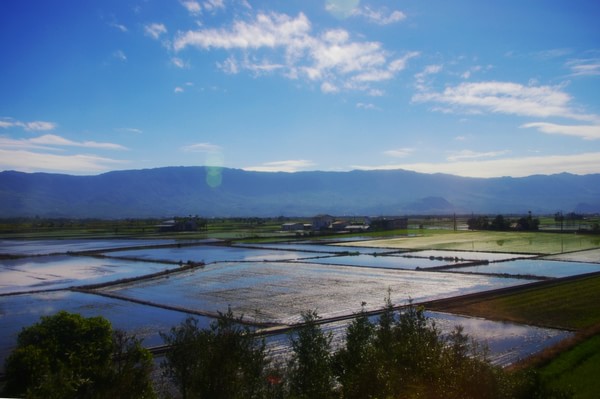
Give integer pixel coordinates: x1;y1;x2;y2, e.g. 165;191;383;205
1;0;599;177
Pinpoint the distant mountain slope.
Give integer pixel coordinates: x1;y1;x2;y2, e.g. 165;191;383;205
0;167;599;218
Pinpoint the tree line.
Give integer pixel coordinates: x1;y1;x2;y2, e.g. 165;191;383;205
467;212;540;231
3;298;570;398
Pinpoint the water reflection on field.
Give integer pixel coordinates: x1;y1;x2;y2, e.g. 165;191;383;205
446;259;600;278
0;255;179;294
303;254;457;269
265;311;572;367
105;245;322;263
0;239;182;256
102;261;529;325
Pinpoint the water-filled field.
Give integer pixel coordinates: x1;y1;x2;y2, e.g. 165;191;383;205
101;261;530;325
0;239;183;256
0;255;180;294
445;259;600;279
1;237;596;374
105;245;324;263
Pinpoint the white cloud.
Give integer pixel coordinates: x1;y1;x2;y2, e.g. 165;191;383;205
413;81;597;122
174;86;185;93
181;0;201;15
521;122;600;140
0;134;126;151
181;142;222;152
203;0;225;11
414;64;442;90
353;6;406;25
1;118;57;131
352;152;600;178
144;23;167;40
243;159;316;172
0;149;127;174
384;148;413;158
173;11;417;93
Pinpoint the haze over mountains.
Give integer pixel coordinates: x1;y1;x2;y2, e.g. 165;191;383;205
1;167;599;218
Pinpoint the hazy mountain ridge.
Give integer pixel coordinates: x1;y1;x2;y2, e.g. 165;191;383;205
1;167;599;218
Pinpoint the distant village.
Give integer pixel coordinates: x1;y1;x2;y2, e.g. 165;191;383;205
156;215;408;234
281;215;408;235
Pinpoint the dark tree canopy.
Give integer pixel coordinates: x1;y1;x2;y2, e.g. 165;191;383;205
3;311;155;399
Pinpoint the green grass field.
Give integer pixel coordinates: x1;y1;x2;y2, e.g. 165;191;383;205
539;334;600;399
344;230;600;255
428;275;600;331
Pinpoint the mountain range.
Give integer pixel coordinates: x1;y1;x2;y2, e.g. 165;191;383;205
1;167;599;218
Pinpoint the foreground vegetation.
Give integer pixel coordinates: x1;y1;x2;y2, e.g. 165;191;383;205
539;334;600;399
4;302;570;399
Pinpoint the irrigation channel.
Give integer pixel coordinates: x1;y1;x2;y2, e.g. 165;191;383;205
2;238;598;372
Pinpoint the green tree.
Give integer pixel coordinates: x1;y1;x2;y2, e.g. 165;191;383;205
3;311;155;399
287;310;335;399
160;307;268;399
333;303;378;399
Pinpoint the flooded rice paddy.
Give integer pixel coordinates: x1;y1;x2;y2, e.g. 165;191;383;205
1;238;595;372
445;259;600;279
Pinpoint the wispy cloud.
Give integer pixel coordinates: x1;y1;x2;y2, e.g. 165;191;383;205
243;159;315;172
446;149;509;162
0;118;57;131
521;122;600;140
353;152;600;178
171;57;189;68
566;58;600;77
172;11;418;93
113;50;127;62
181;142;222;152
352;6;406;25
144;23;167;40
356;102;378;110
0;149;127;174
116;127;142;134
413;81;597;122
109;22;128;32
384;148;414;158
0;134;127;151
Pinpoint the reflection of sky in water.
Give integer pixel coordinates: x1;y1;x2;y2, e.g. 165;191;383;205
235;243;397;255
103;261;529;325
106;246;321;263
265;311;571;368
0;239;181;256
0;255;178;294
425;311;572;366
0;291;209;372
446;259;600;278
304;254;453;269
